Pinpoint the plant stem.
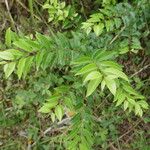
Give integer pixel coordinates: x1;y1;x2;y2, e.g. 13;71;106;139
28;0;34;24
4;0;16;30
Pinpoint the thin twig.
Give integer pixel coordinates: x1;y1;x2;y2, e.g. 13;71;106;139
28;0;34;23
108;118;142;149
16;0;54;35
109;26;126;45
31;117;71;147
27;143;32;150
80;0;87;19
95;93;111;111
16;0;41;21
33;0;55;35
130;64;150;78
43;117;71;135
109;143;118;150
4;0;15;29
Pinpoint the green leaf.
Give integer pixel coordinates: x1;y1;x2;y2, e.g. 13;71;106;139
99;23;104;33
36;50;46;70
54;85;69;93
41;52;54;70
17;58;27;79
88;13;102;22
72;56;91;66
67;127;80;140
5;28;11;47
64;97;74;109
124;101;129;111
135;104;143;117
138;100;148;109
55;105;64;121
128;105;134;113
38;106;51;113
114;18;122;28
115;92;125;106
75;63;97;76
42;4;51;9
4;62;16;78
106;75;118;80
86;27;92;35
23;56;34;78
86;78;102;97
82;22;93;29
90;13;104;20
93;23;104;36
131;37;142;50
0;51;14;60
0;61;7;65
72;113;81;125
68;136;80;149
83;129;93;145
46;95;60;102
39;100;58;114
26;40;40;50
81;23;93;34
105;20;111;32
128;99;136;105
122;82;142;96
79;143;89;150
81;136;91;149
105;77;116;95
13;39;33;52
104;68;129;81
101;79;106;91
51;113;56;122
44;101;58;109
114;89;121;102
100;61;122;70
36;32;51;50
6;49;24;59
94;50;117;61
83;71;102;83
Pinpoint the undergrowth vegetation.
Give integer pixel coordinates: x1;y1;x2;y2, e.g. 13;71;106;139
0;0;150;149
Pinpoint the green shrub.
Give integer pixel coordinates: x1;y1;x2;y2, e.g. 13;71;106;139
0;0;149;149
